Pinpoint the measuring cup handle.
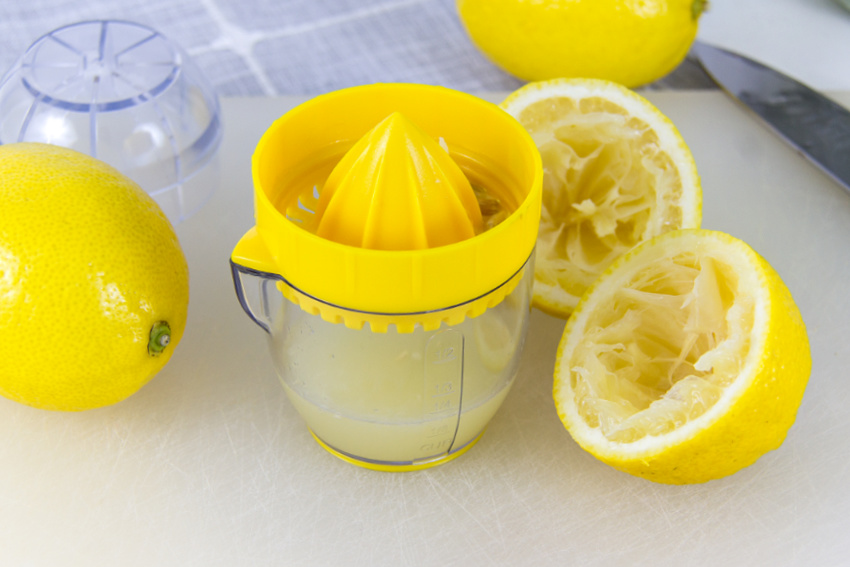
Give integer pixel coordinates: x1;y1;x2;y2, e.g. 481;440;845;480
230;261;284;334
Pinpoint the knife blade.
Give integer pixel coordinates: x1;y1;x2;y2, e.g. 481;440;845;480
692;41;850;194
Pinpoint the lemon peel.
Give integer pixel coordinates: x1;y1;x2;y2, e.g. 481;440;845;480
0;142;189;411
457;0;707;87
553;229;811;484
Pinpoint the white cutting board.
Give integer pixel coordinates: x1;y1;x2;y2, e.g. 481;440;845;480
1;92;849;566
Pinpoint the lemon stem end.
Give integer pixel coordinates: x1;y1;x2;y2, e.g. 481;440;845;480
692;0;708;20
148;321;172;356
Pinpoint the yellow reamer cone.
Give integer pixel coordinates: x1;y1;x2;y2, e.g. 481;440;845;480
313;112;484;250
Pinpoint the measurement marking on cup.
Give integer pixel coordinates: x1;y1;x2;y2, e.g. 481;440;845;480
419;438;453;453
431;381;455;397
423;329;464;456
428;398;454;415
433;346;456;364
425;424;454;439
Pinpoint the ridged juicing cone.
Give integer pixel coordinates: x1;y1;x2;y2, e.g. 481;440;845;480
314;112;483;250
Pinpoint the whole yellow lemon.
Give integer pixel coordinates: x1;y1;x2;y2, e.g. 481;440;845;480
457;0;707;88
0;143;189;411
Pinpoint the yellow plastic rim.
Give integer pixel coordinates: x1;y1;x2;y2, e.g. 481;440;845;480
276;256;529;333
232;83;543;317
309;428;485;472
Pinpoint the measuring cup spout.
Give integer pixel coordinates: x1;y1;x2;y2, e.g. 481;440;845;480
230;261;283;334
230;226;285;334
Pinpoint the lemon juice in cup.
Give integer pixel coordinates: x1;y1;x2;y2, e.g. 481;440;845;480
271;284;529;465
231;84;541;471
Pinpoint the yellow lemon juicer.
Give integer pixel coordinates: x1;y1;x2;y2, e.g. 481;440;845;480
231;84;542;471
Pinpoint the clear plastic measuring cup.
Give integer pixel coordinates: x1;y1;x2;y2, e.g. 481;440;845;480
231;84;542;470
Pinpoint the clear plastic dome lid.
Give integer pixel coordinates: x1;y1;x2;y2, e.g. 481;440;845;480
0;20;222;223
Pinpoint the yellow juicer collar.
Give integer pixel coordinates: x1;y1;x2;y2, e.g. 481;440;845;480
231;83;542;332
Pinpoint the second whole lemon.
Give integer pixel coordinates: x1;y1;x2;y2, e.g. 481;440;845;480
457;0;707;88
0;143;189;411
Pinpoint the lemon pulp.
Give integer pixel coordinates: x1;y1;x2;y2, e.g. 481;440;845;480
572;250;750;443
554;229;811;484
501;78;702;317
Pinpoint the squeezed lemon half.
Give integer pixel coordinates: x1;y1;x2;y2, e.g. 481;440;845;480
501;78;702;318
553;229;811;484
